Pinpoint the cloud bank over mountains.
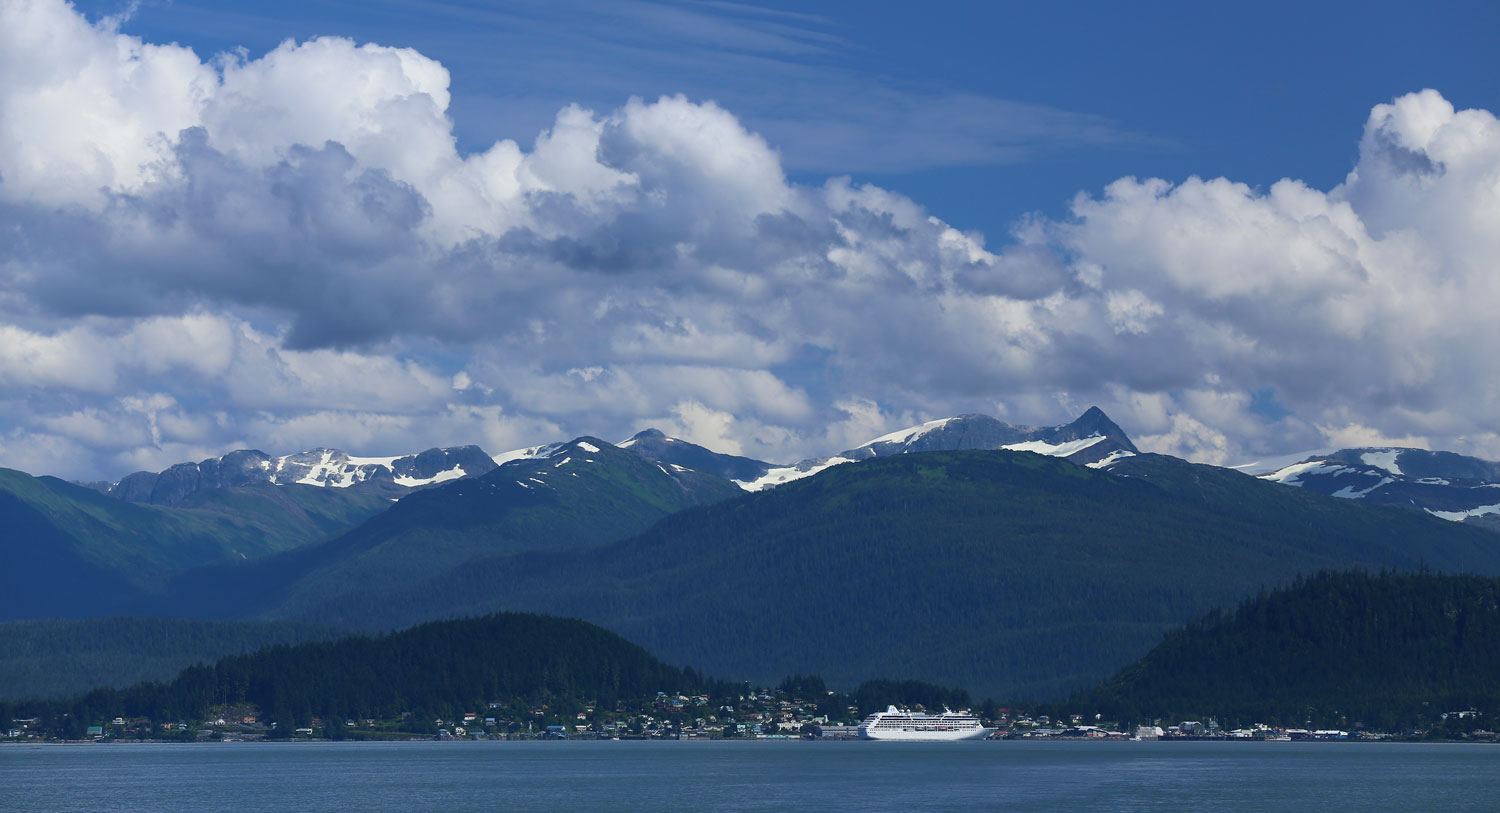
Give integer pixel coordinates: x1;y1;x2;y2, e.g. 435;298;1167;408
2;0;1499;479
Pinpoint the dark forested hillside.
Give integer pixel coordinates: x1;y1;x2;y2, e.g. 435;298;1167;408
273;450;1500;701
30;614;723;734
0;617;347;701
1063;570;1500;731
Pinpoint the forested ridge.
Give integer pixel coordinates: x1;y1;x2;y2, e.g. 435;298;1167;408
5;614;720;738
1059;570;1500;731
0;617;348;701
0;613;975;740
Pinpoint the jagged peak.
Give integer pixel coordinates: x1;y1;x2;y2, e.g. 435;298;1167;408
619;428;668;448
1060;406;1137;452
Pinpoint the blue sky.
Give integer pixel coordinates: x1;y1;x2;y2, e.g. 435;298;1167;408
5;0;1500;479
74;0;1499;233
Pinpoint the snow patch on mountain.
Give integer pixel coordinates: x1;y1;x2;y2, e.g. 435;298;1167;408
1002;435;1106;458
293;451;340;486
493;443;563;465
1426;503;1500;521
394;465;465;488
735;457;857;492
275;449;482;489
1227;449;1335;477
1264;460;1352;486
1332;477;1393;499
1088;449;1137;469
1360;450;1404;476
864;417;956;447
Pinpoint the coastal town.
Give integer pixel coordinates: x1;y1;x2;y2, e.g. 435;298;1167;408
5;686;1493;744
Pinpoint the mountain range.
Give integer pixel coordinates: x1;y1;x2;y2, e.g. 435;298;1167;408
1248;447;1500;531
82;412;1500;534
730;406;1138;490
150;437;742;621
96;445;499;506
10;406;1500;703
248;448;1500;700
83;406;1139;501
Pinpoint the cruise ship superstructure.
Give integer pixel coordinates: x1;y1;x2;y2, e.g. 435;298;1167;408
857;706;990;741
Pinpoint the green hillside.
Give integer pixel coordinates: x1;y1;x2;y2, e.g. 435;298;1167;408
154;438;742;620
280;451;1500;701
1063;570;1500;732
22;613;722;736
0;617;347;701
0;469;391;619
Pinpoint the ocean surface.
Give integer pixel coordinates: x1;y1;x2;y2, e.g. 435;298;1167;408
3;739;1498;811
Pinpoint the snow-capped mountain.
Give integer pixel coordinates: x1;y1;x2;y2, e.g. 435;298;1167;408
485;434;746;506
1257;447;1500;529
108;445;498;506
491;442;569;466
109;407;1140;507
734;406;1139;491
617;429;776;483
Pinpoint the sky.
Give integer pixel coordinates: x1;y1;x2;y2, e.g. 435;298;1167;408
3;0;1500;480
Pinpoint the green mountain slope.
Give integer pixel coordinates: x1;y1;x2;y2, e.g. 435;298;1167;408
1065;570;1500;732
0;617;347;701
173;484;398;546
0;469;392;620
154;437;742;620
284;451;1500;701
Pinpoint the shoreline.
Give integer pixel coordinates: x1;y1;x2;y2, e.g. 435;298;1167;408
6;735;1495;746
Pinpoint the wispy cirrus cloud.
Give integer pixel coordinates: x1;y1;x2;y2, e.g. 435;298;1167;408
78;0;1145;174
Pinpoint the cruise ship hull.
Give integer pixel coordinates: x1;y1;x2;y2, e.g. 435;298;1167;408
858;706;990;741
859;727;991;741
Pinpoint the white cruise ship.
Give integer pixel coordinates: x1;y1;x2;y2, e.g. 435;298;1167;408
857;706;990;741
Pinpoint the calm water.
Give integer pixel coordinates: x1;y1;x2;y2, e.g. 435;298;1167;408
3;739;1498;811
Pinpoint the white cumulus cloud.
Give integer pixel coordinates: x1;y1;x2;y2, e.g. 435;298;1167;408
2;0;1500;479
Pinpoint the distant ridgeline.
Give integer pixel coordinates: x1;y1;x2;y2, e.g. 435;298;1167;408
97;446;499;506
0;613;973;738
1254;447;1500;532
0;617;348;701
1057;570;1500;732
